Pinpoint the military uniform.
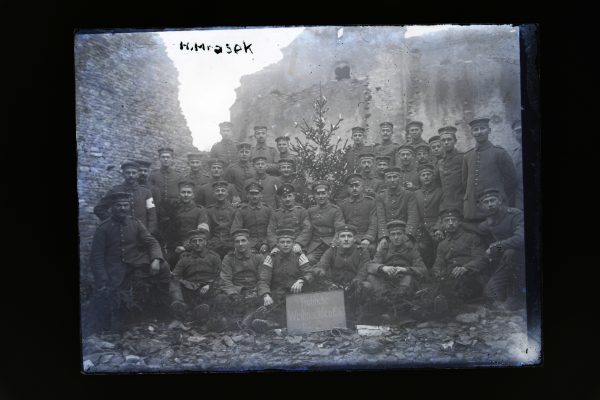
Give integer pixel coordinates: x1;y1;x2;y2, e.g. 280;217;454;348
338;194;378;244
206;202;237;258
438;148;465;211
375;187;419;238
462;141;518;220
313;245;369;287
414;183;443;268
223;161;256;199
244;175;281;210
273;150;298;167
306;203;345;263
148;167;184;207
344;144;375;173
164;201;209;266
197;178;238;207
397;164;420;191
94;182;157;234
184;171;211;204
374;141;401;166
267;205;312;249
210;139;239;166
251;143;278;169
278;175;308;208
230;202;272;251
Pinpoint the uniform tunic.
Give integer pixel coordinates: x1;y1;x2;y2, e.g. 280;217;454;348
148;167;184;207
313;246;370;285
375;187;419;238
94;182;157;234
306;203;345;254
432;227;487;276
414;184;443;234
397;164;420;191
206;202;237;245
338;194;378;243
183;171;211;204
219;250;264;295
170;248;222;307
230;203;272;249
210;139;239;166
267;205;312;249
197;178;239;206
344;144;375;173
223;161;256;199
257;252;314;297
373;141;401;166
168;201;209;247
438;148;465;211
244;174;281;209
278;175;308;208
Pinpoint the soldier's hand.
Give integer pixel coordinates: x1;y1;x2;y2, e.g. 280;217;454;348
200;284;210;295
232;196;241;207
291;280;304;294
395;266;408;275
259;244;269;254
292;243;302;254
382;266;396;276
150;259;161;275
377;237;388;251
298;253;310;265
433;230;445;241
360;239;370;251
405;182;414;189
175;246;186;254
451;266;468;278
263;294;274;306
270;247;280;255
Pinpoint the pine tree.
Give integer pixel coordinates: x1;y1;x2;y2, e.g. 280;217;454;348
290;85;350;202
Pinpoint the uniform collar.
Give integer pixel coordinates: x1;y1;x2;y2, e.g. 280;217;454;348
248;202;262;209
443;148;458;159
489;206;508;225
400;164;414;172
476;140;493;151
348;194;364;203
110;215;128;225
256;143;267;150
338;246;355;256
160;166;172;173
178;200;196;211
445;227;464;239
234;249;251;259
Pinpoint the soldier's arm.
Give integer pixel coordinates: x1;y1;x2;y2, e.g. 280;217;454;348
366;242;387;274
89;227;109;287
145;193;158;234
137;220;164;261
463;234;487;272
431;242;446;276
461;154;469;195
407;246;428;277
497;211;525;251
257;255;274;297
172;255;189;279
405;192;419;238
375;194;388;241
311;246;332;276
295;209;312;248
364;201;378;243
298;254;314;283
266;212;278;248
230;208;244;234
197;207;209;227
219;255;242;295
499;149;519;205
353;250;371;282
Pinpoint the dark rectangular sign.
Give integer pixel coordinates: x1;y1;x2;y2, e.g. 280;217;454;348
286;290;347;334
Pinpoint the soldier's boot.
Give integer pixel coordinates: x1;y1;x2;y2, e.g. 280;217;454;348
251;319;280;334
170;301;187;321
192;304;210;322
433;294;449;317
241;305;268;329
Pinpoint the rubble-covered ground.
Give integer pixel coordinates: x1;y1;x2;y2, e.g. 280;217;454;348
82;304;539;372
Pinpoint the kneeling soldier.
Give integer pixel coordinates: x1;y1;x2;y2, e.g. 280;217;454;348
251;229;314;333
169;228;222;323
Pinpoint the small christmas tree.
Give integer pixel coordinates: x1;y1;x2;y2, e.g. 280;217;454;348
290;85;350;203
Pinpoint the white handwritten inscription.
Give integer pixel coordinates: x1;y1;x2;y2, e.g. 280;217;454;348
286;290;347;334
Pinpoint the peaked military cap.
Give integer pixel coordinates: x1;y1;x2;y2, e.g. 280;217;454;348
312;180;331;191
417;163;435;173
380;122;394;128
375;155;392;163
477;187;503;201
386;220;407;231
231;229;250;239
157;147;174;155
276;228;296;239
108;192;133;204
351;126;366;133
254;126;268;132
438;126;458;135
358;152;375;159
219;121;233;129
211;180;230;189
120;160;140;170
439;208;463;220
252;155;268;163
245;182;263;193
134;159;151;167
414;143;430;152
384;166;402;175
277;158;295;166
237;142;252;150
469;117;491;127
207;158;226;167
406;121;423;129
345;173;364;184
187;228;210;239
186;152;203;160
397;144;415;154
178;180;195;189
335;224;357;235
275;135;290;142
277;183;295;196
428;135;441;144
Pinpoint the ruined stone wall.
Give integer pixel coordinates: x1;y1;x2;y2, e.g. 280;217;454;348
76;32;197;286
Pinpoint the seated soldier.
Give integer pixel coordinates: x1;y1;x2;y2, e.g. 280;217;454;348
431;208;487;313
477;188;526;310
85;192;170;335
251;229;314;333
230;182;272;254
365;220;428;322
169;228;222;323
211;229;265;331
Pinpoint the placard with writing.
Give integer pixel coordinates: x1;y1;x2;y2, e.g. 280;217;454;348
286;290;347;334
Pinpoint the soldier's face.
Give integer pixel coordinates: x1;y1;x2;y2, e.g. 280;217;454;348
279;163;293;177
389;229;406;245
430;142;442;157
281;192;295;207
480;195;502;214
248;191;261;205
122;167;139;185
254;160;267;174
442;216;460;233
408;126;422;142
214;187;228;201
278;237;294;253
239;148;251;162
338;232;355;249
159;153;173;167
276;140;289;153
360;158;373;172
377;161;389;174
471;124;490;143
385;173;400;188
419;171;433;186
189;236;207;252
220;126;233;140
348;181;364;197
138;167;149;180
380;127;392;141
210;164;223;177
234;235;250;252
398;151;413;165
315;188;329;205
189;159;202;171
179;187;194;203
440;134;456;152
352;132;364;145
111;201;131;218
254;131;267;143
416;150;429;162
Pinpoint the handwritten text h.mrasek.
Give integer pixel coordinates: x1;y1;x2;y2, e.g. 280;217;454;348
180;41;253;54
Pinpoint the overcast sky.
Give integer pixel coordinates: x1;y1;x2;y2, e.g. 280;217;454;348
159;25;457;151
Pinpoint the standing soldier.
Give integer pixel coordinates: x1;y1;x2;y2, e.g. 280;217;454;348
404;121;428;147
414;163;443;269
338;173;378;256
271;135;298;175
230;182;272;255
205;181;238;259
169;228;222;323
134;159;152;187
462;118;518;222
396;144;420;191
344;127;374;173
477;188;525;310
267;183;312;252
94;160;158;236
244;155;281;209
373;122;401;166
197;158;239;207
414;143;432;166
376;166;419;243
428;135;444;162
250;126;278;171
184;152;210;204
511;120;524;210
375;155;392;182
306;181;345;264
358;152;384;197
438;126;465;211
223;142;256;199
210;121;239;166
277;158;307;208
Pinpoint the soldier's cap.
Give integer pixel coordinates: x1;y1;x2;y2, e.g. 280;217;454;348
358;152;375;159
345;173;364;185
439;208;463;220
237;142;252;150
277;158;295;166
386;220;407;231
232;229;250;239
219;121;233;129
276;228;296;239
383;166;402;175
275;135;290;142
277;183;295;196
511;120;522;130
312;180;331;191
428;135;442;144
186;152;203;160
252;155;268;163
245;182;264;193
417;163;435;173
351;126;366;133
380;122;393;128
187;228;210;239
134;159;152;168
211;180;230;189
438;126;458;135
207;158;226;167
157;147;174;155
120;160;140;170
477;187;503;201
335;224;357;235
254;125;268;132
397;144;415;154
406;121;424;129
375;155;392;163
414;143;431;152
469;117;491;127
178;180;196;189
108;192;133;204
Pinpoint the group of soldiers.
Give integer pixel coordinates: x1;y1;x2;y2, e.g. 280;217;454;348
85;118;525;335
